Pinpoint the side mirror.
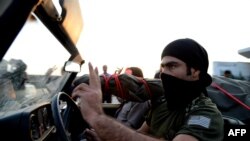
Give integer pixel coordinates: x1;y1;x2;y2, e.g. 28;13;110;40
64;61;81;73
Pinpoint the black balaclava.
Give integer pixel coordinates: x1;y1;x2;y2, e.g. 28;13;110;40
160;38;212;110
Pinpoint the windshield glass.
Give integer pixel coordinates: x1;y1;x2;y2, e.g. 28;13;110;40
0;19;71;113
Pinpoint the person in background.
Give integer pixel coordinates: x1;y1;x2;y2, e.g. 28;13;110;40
116;67;151;129
101;64;112;103
154;65;161;79
223;70;234;79
154;70;161;79
102;65;111;77
72;38;224;141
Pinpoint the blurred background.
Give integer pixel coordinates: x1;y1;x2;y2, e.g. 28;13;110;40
9;0;250;80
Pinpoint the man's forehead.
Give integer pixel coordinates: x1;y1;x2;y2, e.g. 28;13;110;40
161;56;185;64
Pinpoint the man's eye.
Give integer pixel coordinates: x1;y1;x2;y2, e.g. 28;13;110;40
168;65;176;70
161;63;178;71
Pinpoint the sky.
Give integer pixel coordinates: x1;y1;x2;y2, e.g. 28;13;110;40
76;0;250;78
8;0;250;78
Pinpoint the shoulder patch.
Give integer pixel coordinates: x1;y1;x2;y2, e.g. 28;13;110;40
187;115;211;128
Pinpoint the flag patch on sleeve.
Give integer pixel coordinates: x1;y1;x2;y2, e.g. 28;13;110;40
187;115;211;128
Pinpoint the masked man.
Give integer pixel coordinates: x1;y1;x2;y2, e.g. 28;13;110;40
72;38;224;141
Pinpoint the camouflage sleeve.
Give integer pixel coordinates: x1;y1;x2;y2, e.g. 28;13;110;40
176;103;224;141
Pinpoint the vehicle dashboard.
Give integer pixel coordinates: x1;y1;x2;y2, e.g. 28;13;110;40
0;102;57;141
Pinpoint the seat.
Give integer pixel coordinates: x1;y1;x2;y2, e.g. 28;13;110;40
223;115;245;125
223;115;246;141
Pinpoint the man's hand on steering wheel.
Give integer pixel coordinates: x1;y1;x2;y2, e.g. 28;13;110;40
72;62;104;123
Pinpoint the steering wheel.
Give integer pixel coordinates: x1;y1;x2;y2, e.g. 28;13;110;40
51;92;89;141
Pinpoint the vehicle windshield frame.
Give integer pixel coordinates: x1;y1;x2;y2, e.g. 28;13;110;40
0;0;84;114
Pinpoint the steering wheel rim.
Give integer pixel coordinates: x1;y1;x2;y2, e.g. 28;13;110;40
51;92;89;141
